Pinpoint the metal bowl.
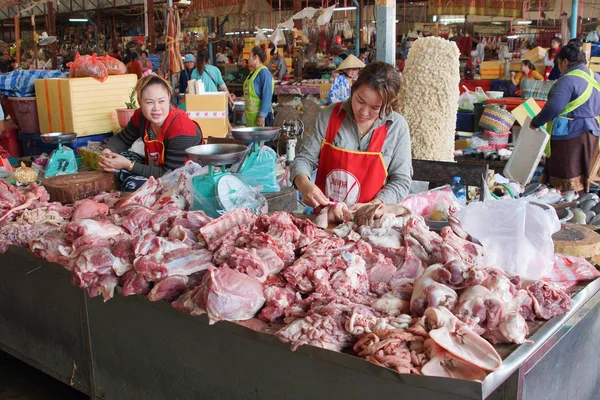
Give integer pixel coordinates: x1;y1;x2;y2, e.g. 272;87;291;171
185;144;248;165
40;132;77;144
230;127;280;142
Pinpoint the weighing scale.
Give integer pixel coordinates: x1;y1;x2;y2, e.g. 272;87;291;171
40;132;78;177
186;143;249;217
230;127;281;193
281;120;305;163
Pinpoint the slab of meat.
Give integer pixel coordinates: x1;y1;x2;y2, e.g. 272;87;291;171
120;270;151;296
0;183;50;224
64;219;126;241
171;285;206;316
404;235;431;265
481;267;519;302
89;191;122;208
392;245;423;282
115;176;161;209
357;226;403;249
436;259;488;290
455;285;505;336
526;280;572;320
30;229;72;266
403;217;443;263
71;199;110;220
229;247;270;282
154;174;192;210
132;233;190;257
255;212;306;247
283;254;333;293
113;205;154;235
410;265;458;316
363;252;397;284
300;236;346;257
0;221;61;251
134;248;213;281
201;265;266;325
259;283;298;322
440;226;486;267
199;209;256;249
421;339;486;381
0;180;25;211
235;231;296;266
111;235;135;276
148;275;190;302
85;274;119;302
276;313;354;352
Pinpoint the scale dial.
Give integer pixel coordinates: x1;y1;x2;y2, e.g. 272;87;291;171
216;175;247;211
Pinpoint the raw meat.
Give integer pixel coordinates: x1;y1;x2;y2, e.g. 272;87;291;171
65;219;126;241
114;176;161;209
440;226;487;266
199;209;256;249
148;275;190;302
154;174;192;210
120;270;151;296
421;339;486;381
200;265;266;324
358;226;403;249
276;313;354;352
30;229;72;265
526;280;572;320
436;259;488;289
134;248;213;281
410;265;458;316
0;183;50;224
71;199;109;220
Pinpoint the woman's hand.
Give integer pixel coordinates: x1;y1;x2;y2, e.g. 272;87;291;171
328;202;352;224
99;151;132;172
295;174;329;208
256;116;266;127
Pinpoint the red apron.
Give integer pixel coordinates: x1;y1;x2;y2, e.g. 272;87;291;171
314;103;388;206
143;125;167;167
544;49;558;79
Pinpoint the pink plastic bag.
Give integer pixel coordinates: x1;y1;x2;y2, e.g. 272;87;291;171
399;186;460;217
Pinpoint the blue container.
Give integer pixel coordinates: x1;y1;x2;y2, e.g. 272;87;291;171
492;79;510;93
451;176;467;206
456;112;475;132
18;133;113;157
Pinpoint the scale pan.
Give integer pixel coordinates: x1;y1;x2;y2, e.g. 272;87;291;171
230;127;280;142
40;132;77;144
185;143;248;165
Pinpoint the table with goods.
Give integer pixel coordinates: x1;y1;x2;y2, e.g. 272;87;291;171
1;141;600;399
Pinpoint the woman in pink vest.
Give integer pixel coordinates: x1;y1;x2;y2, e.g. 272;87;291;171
290;62;412;225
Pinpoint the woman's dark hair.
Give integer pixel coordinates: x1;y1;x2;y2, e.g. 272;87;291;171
140;50;148;57
568;38;582;48
251;45;267;63
270;47;277;56
123;55;132;64
521;60;536;71
351;61;401;118
196;50;210;75
557;43;586;67
135;74;173;106
551;36;562;46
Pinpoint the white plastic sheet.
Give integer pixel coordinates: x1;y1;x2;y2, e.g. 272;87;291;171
293;7;318;19
458;198;561;280
317;6;335;26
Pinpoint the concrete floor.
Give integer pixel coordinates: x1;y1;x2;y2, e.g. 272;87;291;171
0;351;87;400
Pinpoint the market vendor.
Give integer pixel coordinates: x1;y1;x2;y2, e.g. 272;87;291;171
506;60;544;97
99;75;203;190
291;61;412;223
176;54;196;100
544;36;562;80
530;43;600;193
244;45;274;127
139;51;152;74
191;50;234;109
327;54;365;104
266;48;288;80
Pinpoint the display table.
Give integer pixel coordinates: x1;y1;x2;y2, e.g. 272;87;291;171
1;246;599;400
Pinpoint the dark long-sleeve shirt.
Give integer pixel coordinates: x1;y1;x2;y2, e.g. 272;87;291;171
252;67;274;118
178;67;195;93
532;64;600;140
107;108;203;178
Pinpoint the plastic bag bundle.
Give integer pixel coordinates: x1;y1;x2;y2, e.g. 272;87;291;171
68;53;108;82
99;55;127;75
399;37;460;162
458;198;561;280
235;146;280;193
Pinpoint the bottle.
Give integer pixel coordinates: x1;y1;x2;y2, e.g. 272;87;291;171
451;176;467;206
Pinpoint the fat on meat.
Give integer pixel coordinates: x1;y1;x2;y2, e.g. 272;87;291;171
440;226;486;267
235;231;296;266
134;248;213;281
201;265;266;325
114;176;161;209
29;228;72;266
526;280;572;320
199;209;256;249
357;226;403;249
259;283;298;322
64;219;126;241
71;199;110;220
276;313;354;352
410;265;458;316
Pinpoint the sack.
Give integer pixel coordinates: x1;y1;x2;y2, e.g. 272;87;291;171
521;78;555;101
479;104;516;133
68;53;108;82
458;198;561;280
99;55;126;75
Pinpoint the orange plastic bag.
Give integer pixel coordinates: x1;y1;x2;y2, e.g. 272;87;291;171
99;55;126;75
67;53;108;82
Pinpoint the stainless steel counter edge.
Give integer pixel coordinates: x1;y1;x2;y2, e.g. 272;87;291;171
482;276;600;397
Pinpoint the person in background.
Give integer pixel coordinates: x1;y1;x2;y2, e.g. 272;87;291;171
216;46;229;64
124;53;143;79
266;48;288;80
568;38;587;64
506;59;544;96
396;53;406;74
191;50;234;108
544;36;562;80
238;59;250;82
139;51;152;73
176;53;196;100
244;45;274;127
99;75;203;190
327;54;366;104
531;43;600;193
0;53;13;73
359;48;370;65
291;62;412;225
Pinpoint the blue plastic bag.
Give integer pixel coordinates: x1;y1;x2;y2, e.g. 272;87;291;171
236;145;280;193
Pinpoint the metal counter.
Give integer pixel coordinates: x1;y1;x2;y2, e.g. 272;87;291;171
1;246;600;400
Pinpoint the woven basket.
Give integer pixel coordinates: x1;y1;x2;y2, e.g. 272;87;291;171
521;78;555;101
479;104;516;133
482;130;510;149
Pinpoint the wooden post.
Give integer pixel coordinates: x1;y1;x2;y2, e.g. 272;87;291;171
48;1;57;70
96;10;101;51
148;0;155;53
14;15;20;65
293;0;302;29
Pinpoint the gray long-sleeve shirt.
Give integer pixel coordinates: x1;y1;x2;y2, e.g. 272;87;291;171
290;100;413;204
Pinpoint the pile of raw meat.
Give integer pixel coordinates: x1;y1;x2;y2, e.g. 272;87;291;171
1;176;598;382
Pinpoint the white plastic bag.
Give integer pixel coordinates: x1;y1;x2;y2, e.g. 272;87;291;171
317;6;335;26
255;27;268;45
458;90;477;111
458;198;561;280
342;21;353;39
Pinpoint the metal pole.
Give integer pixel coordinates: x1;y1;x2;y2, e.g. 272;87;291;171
375;0;395;64
208;18;214;65
352;0;360;57
571;0;578;39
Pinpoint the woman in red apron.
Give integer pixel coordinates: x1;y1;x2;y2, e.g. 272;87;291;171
544;37;562;80
290;62;412;225
99;75;203;190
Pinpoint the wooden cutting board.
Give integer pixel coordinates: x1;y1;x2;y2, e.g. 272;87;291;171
553;223;600;258
42;171;116;204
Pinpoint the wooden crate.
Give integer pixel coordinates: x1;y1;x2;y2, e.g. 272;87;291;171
35;74;138;136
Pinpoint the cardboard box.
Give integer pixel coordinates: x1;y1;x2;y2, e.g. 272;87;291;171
185;93;228;139
35;74;138;136
511;98;542;126
306;82;332;101
523;46;547;63
480;61;504;80
590;56;600;73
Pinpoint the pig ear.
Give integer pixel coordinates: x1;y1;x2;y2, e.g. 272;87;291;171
421;350;488;381
429;325;502;371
